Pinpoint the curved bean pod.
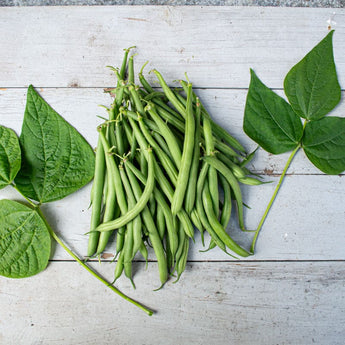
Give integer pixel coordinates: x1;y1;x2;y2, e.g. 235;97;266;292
171;83;195;215
202;155;246;232
87;135;106;257
125;161;179;258
96;148;155;232
145;102;182;169
202;182;251;257
184;97;201;213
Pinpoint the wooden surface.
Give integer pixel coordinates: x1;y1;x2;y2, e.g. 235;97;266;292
0;5;345;345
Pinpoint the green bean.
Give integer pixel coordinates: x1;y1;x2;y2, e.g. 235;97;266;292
145;102;182;169
114;249;124;283
152;69;186;118
96;195;120;255
166;90;241;158
195;162;228;254
202;107;219;217
127;117;150;157
124;108;160;133
175;236;189;283
129;85;145;117
211;120;246;154
190;208;203;234
138;116;178;185
125;161;179;259
171;83;195;215
166;235;174;272
139;61;154;94
96;148;155;232
184;97;201;213
123;222;135;288
128;107;194;239
122;118;134;150
174;222;186;266
123;164;168;286
128;55;135;84
120;46;135;80
219;174;232;229
115;119;125;156
173;89;189;109
179;79;246;153
202;182;251;257
139;66;181;119
155;160;195;239
107;106;117;151
115;83;126;108
202;155;246;232
140;149;148;177
214;139;239;158
152;131;173;159
238;176;265;186
217;152;247;180
143;91;167;102
99;129;128;214
149;194;156;216
119;164;142;259
155;102;185;132
156;203;166;240
116;227;125;256
87;135;106;257
200;238;217;253
239;147;258;167
139;241;148;268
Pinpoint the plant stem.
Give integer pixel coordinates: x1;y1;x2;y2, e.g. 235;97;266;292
35;207;154;316
12;184;37;208
250;145;300;253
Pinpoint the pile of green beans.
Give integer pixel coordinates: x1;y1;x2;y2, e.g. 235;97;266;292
88;48;261;287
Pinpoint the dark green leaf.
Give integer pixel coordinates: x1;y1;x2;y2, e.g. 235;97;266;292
0;200;51;278
284;30;341;121
15;85;95;203
0;126;21;190
303;116;345;175
243;69;303;154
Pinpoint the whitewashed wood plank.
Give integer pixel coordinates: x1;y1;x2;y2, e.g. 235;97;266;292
0;6;344;88
1;173;344;261
0;261;344;345
0;87;344;261
1;87;344;175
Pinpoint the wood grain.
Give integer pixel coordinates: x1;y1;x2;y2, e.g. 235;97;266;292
1;87;344;175
0;6;344;344
0;261;344;345
1;172;344;261
0;6;344;88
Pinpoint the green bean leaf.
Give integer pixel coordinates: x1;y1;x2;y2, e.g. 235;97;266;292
15;85;95;203
0;200;50;278
284;30;341;121
0;126;21;190
243;69;303;154
303;116;345;175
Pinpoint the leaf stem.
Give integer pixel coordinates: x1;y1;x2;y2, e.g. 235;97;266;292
11;184;37;208
250;145;300;253
35;207;154;316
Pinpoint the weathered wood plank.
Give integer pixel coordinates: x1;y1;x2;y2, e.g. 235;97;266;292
0;261;344;345
1;87;344;261
0;6;344;88
1;87;344;175
1;173;344;261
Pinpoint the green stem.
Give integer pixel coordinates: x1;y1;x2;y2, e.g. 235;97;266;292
250;145;300;253
12;184;38;208
36;207;154;316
